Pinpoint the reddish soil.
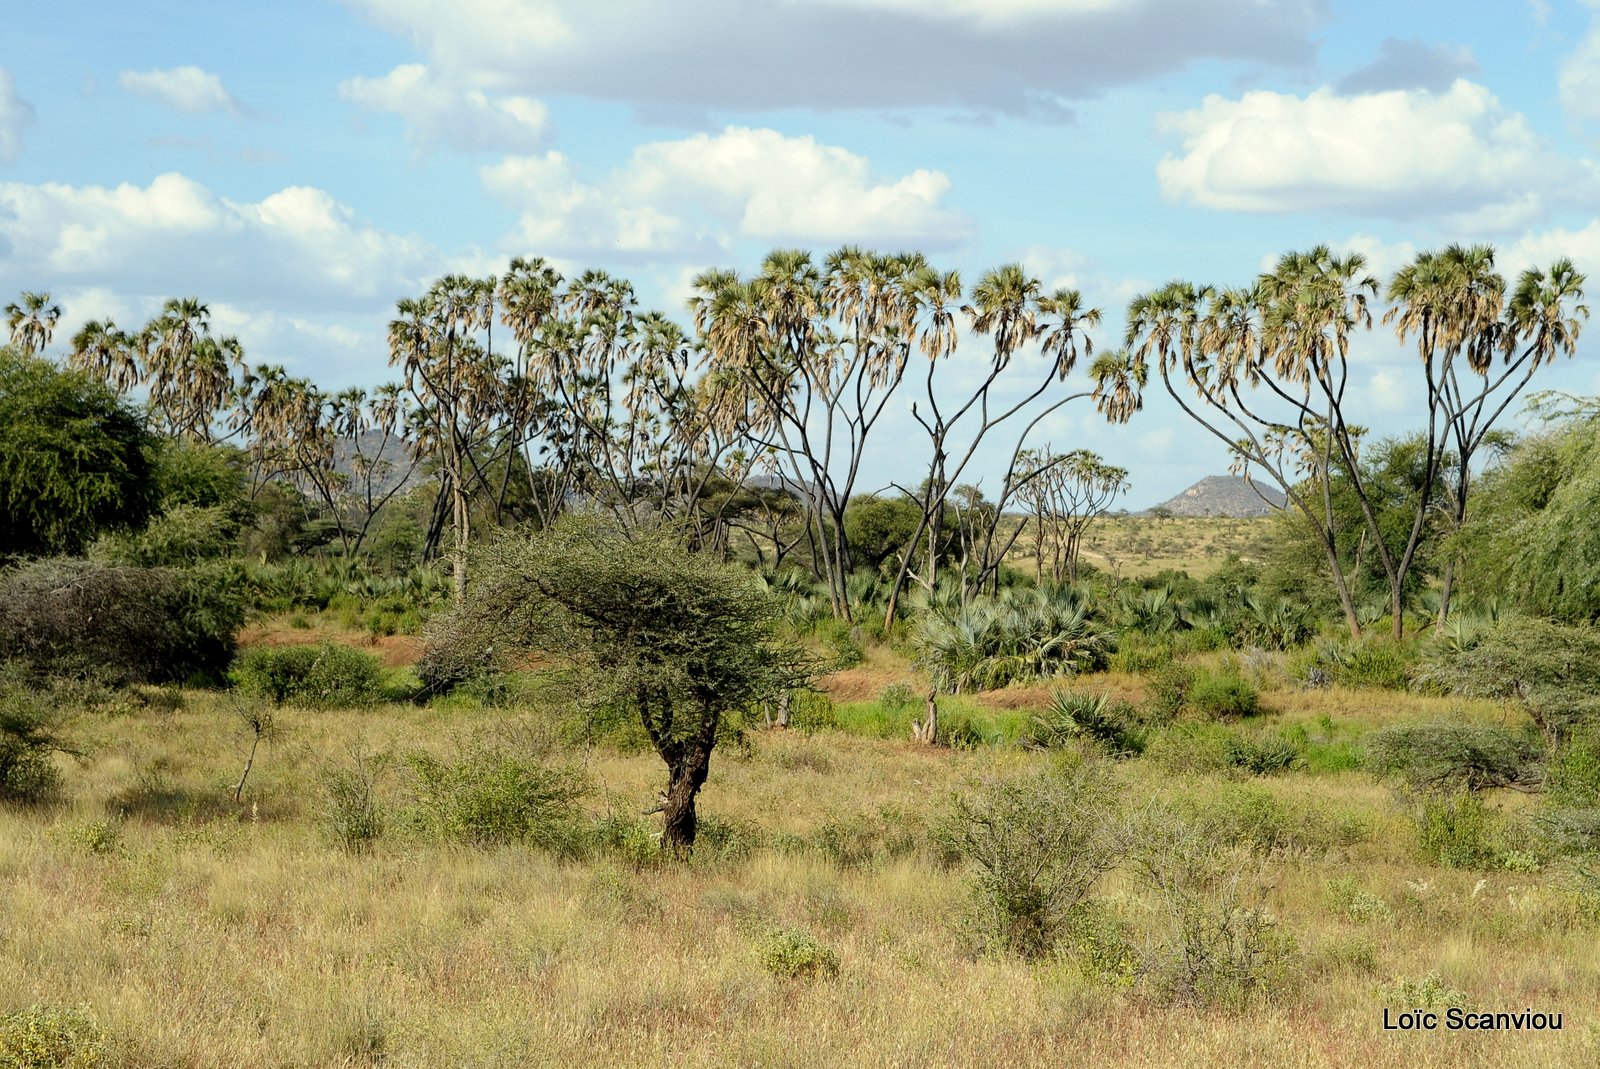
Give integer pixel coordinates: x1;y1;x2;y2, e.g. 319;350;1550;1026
237;626;424;669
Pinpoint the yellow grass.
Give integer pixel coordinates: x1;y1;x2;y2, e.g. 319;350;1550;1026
3;684;1597;1068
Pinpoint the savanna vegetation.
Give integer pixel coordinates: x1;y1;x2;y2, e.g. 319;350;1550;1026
2;241;1599;1068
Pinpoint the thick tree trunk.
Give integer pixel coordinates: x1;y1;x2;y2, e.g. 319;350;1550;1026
661;740;713;857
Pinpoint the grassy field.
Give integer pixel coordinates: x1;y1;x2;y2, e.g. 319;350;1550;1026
1002;514;1275;581
4;652;1596;1069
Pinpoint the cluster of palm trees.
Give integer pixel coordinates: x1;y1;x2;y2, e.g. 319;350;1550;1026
7;239;1584;636
1126;244;1587;638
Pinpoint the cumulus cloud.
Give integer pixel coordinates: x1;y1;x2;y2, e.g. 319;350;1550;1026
481;126;970;258
0;68;34;164
0;172;438;312
1560;4;1600;124
1156;81;1580;223
341;0;1323;117
339;64;550;153
119;66;244;116
1336;37;1479;94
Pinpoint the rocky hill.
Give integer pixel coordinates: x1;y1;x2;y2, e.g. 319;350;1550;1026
1149;475;1285;518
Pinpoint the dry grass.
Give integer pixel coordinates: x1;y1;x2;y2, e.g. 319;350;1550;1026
3;683;1597;1068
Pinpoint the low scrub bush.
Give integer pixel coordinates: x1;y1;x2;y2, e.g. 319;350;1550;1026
1325;875;1394;924
403;738;588;850
0;670;76;804
1414;791;1502;869
0;1005;106;1069
231;643;383;708
1365;720;1541;794
1144;663;1194;721
1416;616;1600;742
938;757;1123;958
1379;972;1467;1009
1132;817;1300;1007
786;690;838;734
1219;730;1302;775
0;558;241;685
1189;664;1260;719
814;804;929;869
1182;784;1364;857
757;928;840;980
321;748;391;852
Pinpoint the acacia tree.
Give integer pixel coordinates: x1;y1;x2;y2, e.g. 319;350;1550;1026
427;518;810;854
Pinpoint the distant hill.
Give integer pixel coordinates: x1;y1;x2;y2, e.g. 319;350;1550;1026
1148;476;1285;518
331;430;431;499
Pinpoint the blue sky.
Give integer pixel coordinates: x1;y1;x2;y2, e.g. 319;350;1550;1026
4;0;1599;507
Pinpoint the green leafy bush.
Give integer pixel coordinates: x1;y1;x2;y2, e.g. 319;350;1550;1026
1415;792;1500;868
938;758;1123;958
0;1005;106;1068
0;559;241;685
757;928;841;980
403;741;587;849
0;671;73;804
1219;730;1302;775
232;643;383;708
787;690;838;734
1416;616;1600;742
1366;720;1541;794
814;804;929;870
1189;665;1260;719
1144;663;1195;721
1380;972;1467;1009
1131;818;1300;1006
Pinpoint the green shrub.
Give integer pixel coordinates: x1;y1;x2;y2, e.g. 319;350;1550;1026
1219;730;1302;775
62;818;123;856
1416;616;1600;742
877;683;919;711
814;619;864;670
0;672;72;805
232;643;383;708
1365;720;1540;794
787;690;838;735
1379;972;1467;1009
1547;727;1600;806
1188;665;1260;719
1144;663;1195;721
913;586;1112;693
1324;875;1393;924
0;559;241;685
1183;784;1364;856
1415;792;1500;868
0;1005;106;1068
590;811;661;869
1331;639;1415;690
321;750;390;853
814;805;928;870
1132;818;1300;1007
757;928;840;980
938;757;1123;958
1109;637;1175;675
403;742;587;850
1024;689;1145;756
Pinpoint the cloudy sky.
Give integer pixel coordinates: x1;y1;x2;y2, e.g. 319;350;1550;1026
4;0;1599;507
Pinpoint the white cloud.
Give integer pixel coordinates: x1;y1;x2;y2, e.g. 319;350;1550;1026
119;66;243;116
0;173;438;312
1156;81;1578;222
1560;7;1600;124
481;127;970;258
339;64;550;153
0;68;33;164
341;0;1323;117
